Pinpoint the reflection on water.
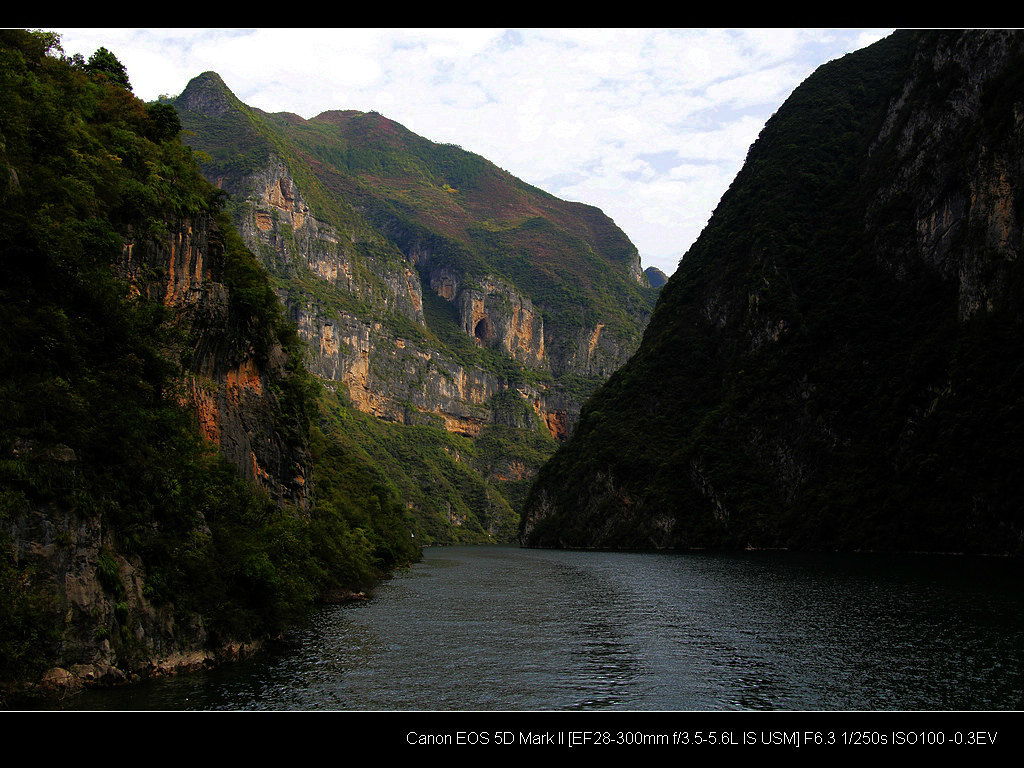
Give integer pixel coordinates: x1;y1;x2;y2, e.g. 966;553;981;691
63;546;1024;711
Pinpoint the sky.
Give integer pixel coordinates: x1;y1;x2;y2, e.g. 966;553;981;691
50;27;893;277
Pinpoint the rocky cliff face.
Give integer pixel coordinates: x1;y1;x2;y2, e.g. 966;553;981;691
120;213;312;510
454;275;546;369
228;155;632;439
522;30;1024;555
228;155;427;325
7;502;256;694
866;31;1024;322
295;306;498;435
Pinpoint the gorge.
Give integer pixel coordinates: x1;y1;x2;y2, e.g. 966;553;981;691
3;28;1023;707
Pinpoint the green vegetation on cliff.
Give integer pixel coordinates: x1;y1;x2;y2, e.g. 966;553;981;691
523;30;1024;555
0;30;417;693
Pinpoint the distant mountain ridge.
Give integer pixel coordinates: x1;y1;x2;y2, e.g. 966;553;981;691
171;72;659;542
522;29;1024;554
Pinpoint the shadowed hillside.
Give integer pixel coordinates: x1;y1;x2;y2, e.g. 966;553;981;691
523;30;1024;555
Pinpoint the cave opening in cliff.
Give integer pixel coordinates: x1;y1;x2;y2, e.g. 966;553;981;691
474;317;491;342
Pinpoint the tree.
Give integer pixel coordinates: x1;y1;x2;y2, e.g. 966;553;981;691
145;102;181;142
85;46;131;90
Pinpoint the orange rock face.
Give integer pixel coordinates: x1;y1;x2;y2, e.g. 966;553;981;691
162;226;207;306
224;358;264;405
188;379;222;446
491;460;531;482
544;410;570;441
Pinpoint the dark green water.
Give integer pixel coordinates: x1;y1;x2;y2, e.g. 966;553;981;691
60;546;1024;711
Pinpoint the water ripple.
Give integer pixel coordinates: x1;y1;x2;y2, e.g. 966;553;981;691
66;546;1024;711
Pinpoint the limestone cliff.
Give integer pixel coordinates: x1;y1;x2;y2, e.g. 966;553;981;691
226;154;427;326
6;500;256;694
121;214;311;510
454;275;546;370
224;153;631;439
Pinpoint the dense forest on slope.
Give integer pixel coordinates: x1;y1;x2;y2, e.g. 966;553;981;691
0;30;417;696
523;30;1024;555
169;72;659;543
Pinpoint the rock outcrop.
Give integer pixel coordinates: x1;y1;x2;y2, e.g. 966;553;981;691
7;503;259;695
4;210;314;698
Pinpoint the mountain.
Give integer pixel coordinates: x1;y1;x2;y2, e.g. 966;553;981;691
0;30;417;698
522;30;1024;555
644;266;669;289
170;73;659;542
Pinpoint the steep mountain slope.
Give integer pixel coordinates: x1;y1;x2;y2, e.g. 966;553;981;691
171;74;659;541
522;30;1024;554
0;30;417;697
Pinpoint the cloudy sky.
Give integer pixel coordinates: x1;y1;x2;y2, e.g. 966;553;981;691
52;27;892;276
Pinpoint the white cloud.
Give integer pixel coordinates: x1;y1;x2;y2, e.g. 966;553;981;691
52;27;894;276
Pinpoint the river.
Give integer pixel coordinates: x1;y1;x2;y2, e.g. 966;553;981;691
61;545;1024;711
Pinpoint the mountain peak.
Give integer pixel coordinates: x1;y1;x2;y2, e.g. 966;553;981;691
311;109;368;123
177;71;238;117
310;108;414;145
